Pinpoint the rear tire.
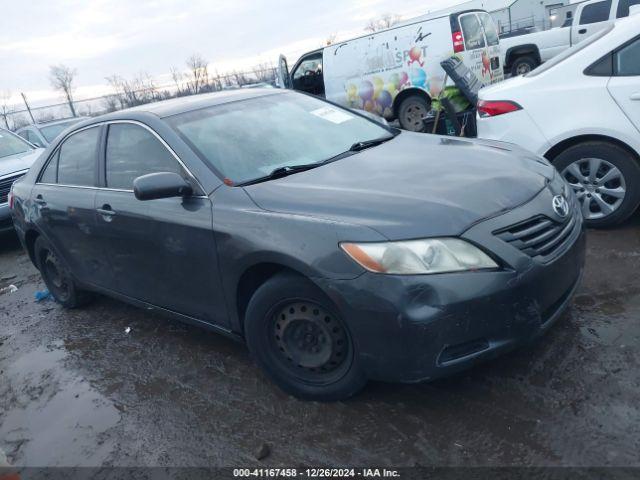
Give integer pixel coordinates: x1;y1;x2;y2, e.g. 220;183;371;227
553;141;640;227
510;56;538;76
244;272;367;401
34;236;93;308
397;94;431;132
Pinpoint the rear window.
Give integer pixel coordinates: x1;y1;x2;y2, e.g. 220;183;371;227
40;119;81;142
580;0;612;24
526;24;614;77
479;13;499;47
460;14;486;50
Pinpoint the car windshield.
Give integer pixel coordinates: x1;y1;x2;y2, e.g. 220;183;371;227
0;129;34;159
40;119;81;142
526;24;615;77
167;92;393;184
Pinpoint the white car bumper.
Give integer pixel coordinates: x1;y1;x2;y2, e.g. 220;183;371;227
476;110;552;157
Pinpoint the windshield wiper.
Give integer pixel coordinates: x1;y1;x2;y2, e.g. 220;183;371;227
349;134;396;152
238;163;320;186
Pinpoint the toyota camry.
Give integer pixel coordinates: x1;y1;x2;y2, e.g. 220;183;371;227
10;89;585;400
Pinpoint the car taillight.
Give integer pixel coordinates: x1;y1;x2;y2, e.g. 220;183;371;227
8;186;14;209
452;31;465;53
477;100;523;118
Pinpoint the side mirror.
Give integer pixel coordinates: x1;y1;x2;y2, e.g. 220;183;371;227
133;172;193;201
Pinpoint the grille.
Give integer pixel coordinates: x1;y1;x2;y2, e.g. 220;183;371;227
0;173;26;204
494;201;581;262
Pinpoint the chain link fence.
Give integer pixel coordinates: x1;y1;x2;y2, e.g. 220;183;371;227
2;66;278;131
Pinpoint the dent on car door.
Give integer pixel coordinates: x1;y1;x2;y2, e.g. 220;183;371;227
31;126;102;284
607;36;640;131
93;122;228;326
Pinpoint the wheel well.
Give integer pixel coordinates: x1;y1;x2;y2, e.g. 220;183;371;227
392;88;431;118
24;229;40;268
545;135;640;164
235;263;302;332
505;46;541;67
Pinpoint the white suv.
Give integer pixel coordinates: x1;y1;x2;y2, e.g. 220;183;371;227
477;16;640;227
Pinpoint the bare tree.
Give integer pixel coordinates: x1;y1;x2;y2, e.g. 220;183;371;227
364;13;401;32
252;63;275;83
325;33;337;46
170;67;186;95
186;54;209;94
49;64;78;117
0;91;13;129
106;73;157;109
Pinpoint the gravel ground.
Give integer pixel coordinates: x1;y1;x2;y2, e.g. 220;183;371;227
1;211;639;468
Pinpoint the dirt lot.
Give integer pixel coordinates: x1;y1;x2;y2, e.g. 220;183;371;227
1;212;639;468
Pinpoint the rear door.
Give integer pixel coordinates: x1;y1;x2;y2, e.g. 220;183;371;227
607;35;640;131
573;0;613;44
457;12;496;85
478;12;504;83
93;121;227;325
30;126;103;284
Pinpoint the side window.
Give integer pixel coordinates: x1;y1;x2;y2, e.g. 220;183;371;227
580;0;612;24
617;0;640;17
27;130;45;148
615;37;640;76
460;14;486;50
105;123;184;190
292;56;323;81
17;131;29;140
39;151;59;184
57;127;100;186
479;13;499;47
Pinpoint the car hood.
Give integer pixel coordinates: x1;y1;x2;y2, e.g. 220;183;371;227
0;149;43;177
243;132;553;240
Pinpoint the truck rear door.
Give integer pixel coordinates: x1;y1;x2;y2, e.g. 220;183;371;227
454;12;501;85
572;0;613;44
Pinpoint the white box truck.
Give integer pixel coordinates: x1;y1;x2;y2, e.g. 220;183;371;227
277;9;504;131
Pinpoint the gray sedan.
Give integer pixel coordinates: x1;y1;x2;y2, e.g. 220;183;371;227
10;89;585;400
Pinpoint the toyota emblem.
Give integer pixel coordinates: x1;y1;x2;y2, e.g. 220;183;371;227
552;195;570;218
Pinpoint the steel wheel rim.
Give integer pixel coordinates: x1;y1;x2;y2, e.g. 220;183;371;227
516;63;531;75
402;103;428;131
270;300;351;383
43;251;71;301
561;157;626;220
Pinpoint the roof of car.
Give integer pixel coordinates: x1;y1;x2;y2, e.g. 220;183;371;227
123;88;285;118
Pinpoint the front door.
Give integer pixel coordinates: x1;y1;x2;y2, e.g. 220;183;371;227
291;52;325;97
93;122;228;326
607;35;640;131
31;126;105;285
573;0;613;44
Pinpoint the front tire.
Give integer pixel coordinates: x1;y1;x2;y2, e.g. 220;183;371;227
34;236;93;308
244;273;366;401
554;141;640;227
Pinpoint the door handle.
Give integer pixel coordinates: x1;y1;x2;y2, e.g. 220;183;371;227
631;93;640;101
97;204;116;217
34;195;46;206
579;28;587;34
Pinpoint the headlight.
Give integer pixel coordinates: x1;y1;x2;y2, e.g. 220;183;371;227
341;238;498;275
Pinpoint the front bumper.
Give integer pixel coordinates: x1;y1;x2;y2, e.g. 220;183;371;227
317;187;586;383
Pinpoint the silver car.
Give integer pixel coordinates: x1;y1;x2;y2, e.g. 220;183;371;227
0;128;43;232
16;117;83;148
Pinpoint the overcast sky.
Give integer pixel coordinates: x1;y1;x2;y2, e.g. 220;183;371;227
1;0;467;107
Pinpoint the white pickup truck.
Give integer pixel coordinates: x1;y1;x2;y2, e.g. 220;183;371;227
500;0;639;75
